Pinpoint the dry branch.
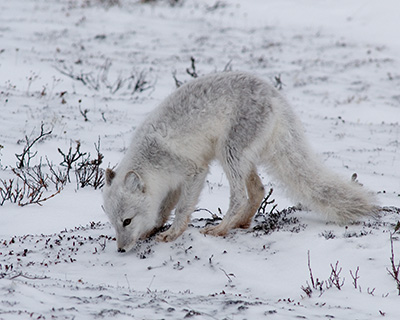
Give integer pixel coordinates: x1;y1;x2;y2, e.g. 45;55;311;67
15;124;52;169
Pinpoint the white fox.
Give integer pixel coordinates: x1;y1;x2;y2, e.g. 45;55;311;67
103;72;377;253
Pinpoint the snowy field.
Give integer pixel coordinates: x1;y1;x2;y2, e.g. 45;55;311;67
1;0;400;319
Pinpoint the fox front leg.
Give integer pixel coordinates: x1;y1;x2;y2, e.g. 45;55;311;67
156;169;208;242
156;212;192;242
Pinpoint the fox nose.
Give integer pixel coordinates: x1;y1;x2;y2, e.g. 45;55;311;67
117;248;126;253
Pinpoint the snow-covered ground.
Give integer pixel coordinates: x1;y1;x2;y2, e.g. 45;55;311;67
1;0;399;319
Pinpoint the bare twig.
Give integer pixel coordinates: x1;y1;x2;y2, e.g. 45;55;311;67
46;157;68;191
307;250;316;289
274;74;285;90
223;59;233;72
172;71;183;88
56;61;152;95
55;64;97;90
58;141;87;182
329;261;345;290
15;124;52;169
0;179;22;205
254;188;301;234
257;188;276;216
387;231;400;295
301;251;322;298
186;56;198;78
9;272;48;280
2;136;108;207
302;251;342;298
79;104;89;122
350;266;360;289
194;208;221;221
11;167;61;206
301;284;313;298
367;287;376;296
131;71;152;94
19;188;61;207
219;268;235;283
13;158;49;191
75;137;104;189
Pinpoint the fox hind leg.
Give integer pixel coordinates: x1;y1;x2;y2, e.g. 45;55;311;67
202;132;263;236
235;169;265;229
201;168;264;236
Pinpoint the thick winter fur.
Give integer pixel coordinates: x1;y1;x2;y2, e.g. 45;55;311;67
103;72;378;252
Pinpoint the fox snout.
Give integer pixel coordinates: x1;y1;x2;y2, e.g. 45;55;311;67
116;242;134;253
115;234;136;253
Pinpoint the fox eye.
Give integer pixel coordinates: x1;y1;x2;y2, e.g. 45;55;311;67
123;218;132;227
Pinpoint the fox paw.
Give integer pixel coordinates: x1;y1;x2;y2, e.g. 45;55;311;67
200;224;229;237
156;229;180;242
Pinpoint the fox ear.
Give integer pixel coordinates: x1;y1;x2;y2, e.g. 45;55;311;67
124;170;145;193
105;168;116;186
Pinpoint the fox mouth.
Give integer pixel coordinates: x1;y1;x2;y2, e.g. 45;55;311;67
117;244;134;253
117;238;137;253
116;227;158;253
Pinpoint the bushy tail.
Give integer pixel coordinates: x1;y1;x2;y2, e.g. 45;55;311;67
264;101;379;222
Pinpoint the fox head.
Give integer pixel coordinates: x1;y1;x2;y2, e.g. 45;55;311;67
102;168;159;253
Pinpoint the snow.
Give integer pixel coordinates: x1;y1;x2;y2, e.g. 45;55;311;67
1;0;400;319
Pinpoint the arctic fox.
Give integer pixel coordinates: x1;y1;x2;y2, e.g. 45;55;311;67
103;72;377;253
